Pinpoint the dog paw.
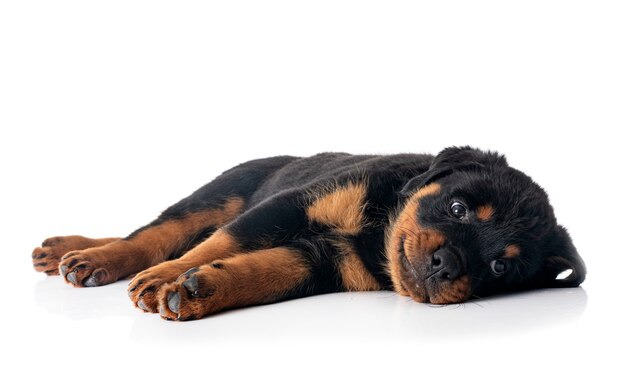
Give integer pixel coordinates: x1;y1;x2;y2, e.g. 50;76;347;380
156;262;226;321
31;236;94;275
58;249;114;287
127;262;191;313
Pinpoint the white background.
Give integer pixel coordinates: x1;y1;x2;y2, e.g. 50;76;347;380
1;1;624;388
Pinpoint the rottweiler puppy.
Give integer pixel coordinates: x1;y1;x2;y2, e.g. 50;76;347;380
31;147;586;321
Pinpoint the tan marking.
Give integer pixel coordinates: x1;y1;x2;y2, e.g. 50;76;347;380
61;197;245;283
306;182;367;235
129;196;244;263
158;247;310;319
503;244;521;259
42;236;120;250
476;205;495;222
429;275;471;304
413;182;441;198
166;228;240;272
32;235;120;275
336;242;381;291
128;228;241;310
385;183;449;301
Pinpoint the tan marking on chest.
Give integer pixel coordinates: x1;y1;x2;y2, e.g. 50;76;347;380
337;242;381;291
306;182;367;235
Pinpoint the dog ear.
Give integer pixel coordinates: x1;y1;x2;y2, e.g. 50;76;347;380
400;146;508;196
537;225;586;288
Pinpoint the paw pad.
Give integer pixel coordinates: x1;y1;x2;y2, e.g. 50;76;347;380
66;271;78;285
137;299;149;311
167;292;180;313
182;275;199;294
84;269;107;287
176;267;199;282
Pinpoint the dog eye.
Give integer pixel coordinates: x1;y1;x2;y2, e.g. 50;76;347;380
450;201;467;219
490;259;508;276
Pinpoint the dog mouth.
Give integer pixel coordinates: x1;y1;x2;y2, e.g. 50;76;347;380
398;236;430;302
398;235;471;304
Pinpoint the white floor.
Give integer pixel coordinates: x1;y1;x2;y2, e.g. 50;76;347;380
5;256;622;388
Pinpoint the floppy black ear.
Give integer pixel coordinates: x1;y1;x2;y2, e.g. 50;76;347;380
538;226;587;288
400;146;508;196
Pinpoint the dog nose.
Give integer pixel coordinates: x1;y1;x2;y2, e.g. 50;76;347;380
431;248;462;281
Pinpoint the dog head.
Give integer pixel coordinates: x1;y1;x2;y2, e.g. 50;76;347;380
387;146;586;304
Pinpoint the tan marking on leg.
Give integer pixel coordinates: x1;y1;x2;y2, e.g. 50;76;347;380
125;196;244;266
503;244;521;259
128;228;241;312
43;236;120;250
306;182;367;235
172;229;239;269
60;197;245;286
158;247;310;320
32;236;120;275
336;242;381;291
476;205;495;222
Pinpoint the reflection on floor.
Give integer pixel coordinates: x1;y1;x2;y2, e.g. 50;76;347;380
33;276;587;344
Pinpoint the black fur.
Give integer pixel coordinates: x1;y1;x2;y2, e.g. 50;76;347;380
129;147;584;302
38;147;585;320
397;147;585;299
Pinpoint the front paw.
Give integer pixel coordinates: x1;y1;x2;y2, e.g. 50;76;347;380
127;262;190;313
58;250;113;287
156;262;225;321
32;236;87;275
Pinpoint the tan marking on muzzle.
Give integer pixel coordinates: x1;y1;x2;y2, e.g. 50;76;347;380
385;183;445;299
429;275;471;304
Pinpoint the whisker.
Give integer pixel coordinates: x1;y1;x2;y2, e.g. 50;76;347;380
469;296;485;308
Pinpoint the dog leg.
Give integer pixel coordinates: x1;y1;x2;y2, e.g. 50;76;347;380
31;236;120;275
128;180;384;315
58;197;245;287
156;247;310;320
